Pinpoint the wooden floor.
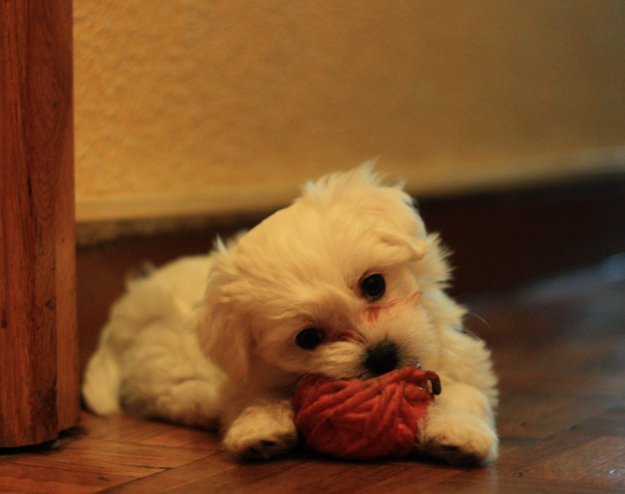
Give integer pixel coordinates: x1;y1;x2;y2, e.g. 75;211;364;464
2;257;625;493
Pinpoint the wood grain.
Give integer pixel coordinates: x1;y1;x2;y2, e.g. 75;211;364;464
0;0;78;447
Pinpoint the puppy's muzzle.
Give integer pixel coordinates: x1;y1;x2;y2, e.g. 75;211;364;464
364;341;399;377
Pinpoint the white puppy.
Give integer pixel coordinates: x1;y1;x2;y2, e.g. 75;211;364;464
83;165;498;465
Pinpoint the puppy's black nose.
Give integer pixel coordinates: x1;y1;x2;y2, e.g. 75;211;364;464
365;341;399;376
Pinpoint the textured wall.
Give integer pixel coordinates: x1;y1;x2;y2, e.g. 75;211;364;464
74;0;625;222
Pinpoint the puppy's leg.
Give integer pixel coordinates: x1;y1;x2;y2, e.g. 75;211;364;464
121;375;223;429
119;327;225;429
153;379;222;429
417;382;498;465
222;399;298;460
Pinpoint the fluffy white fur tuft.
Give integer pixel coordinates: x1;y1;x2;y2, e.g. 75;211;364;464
83;165;498;464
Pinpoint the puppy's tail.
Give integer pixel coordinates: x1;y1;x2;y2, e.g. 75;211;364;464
82;345;123;416
82;258;207;416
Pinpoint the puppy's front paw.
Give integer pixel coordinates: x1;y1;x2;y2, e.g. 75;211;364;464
223;403;298;460
418;408;498;466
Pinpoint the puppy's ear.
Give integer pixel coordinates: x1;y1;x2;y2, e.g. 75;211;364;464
376;226;429;262
362;169;431;262
197;247;251;383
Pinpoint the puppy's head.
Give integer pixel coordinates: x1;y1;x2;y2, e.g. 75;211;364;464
199;165;460;384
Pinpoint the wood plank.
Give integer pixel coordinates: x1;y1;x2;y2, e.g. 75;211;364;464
79;411;218;450
320;461;461;494
576;409;625;437
0;462;134;493
521;436;625;482
61;437;212;468
2;434;213;493
0;477;99;494
9;454;165;481
496;392;623;441
496;423;600;476
136;426;220;449
0;0;78;447
164;458;305;494
97;452;238;494
577;453;625;488
230;460;407;494
431;474;625;494
80;412;189;444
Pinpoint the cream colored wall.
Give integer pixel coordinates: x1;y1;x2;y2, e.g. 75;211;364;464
74;0;625;224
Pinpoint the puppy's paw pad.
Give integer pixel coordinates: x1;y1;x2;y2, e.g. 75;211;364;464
223;401;299;459
419;411;498;466
225;429;298;460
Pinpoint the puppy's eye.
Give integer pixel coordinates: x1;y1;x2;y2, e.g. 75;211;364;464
296;328;323;350
361;274;386;299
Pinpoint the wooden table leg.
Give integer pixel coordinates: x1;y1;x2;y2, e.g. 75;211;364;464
0;0;79;447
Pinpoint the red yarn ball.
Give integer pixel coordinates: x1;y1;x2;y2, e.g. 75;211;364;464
293;366;441;460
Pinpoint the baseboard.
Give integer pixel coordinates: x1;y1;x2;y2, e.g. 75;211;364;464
419;176;625;296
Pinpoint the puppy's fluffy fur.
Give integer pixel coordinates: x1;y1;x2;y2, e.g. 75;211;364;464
83;165;498;464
